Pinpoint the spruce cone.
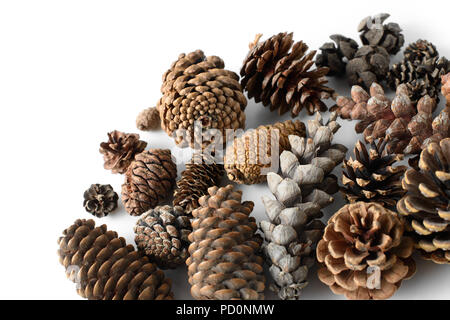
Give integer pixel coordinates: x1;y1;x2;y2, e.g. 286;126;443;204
316;34;359;77
157;50;246;148
224;119;306;185
240;32;334;117
186;185;265;300
135;205;191;269
58;219;173;300
83;184;118;218
397;139;450;264
136;107;160;131
99;130;147;174
173;153;224;215
317;202;416;300
122;149;177;216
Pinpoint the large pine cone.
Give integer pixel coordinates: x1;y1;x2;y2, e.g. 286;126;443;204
240;32;334;117
186;185;265;300
397;139;450;264
122;149;177;216
83;184;118;218
316;34;359;77
157;50;246;148
317;202;416;300
135;205;191;269
58;219;173;300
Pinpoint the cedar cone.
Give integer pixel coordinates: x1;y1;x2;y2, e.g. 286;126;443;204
58;219;173;300
136;107;160;131
397;139;450;264
316;34;359;77
99;130;147;174
135;205;191;269
240;32;334;117
224;119;306;185
122;149;177;216
317;202;416;300
83;184;118;218
186;185;265;300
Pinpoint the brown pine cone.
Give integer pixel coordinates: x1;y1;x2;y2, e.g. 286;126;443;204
136;107;160;131
240;33;334;117
58;219;173;300
316;34;359;77
122;149;177;216
317;202;416;300
397;139;450;264
442;73;450;104
99;130;147;174
83;184;118;217
187;185;265;300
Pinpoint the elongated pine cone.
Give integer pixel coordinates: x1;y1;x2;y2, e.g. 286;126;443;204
240;32;334;117
173;153;224;215
317;202;416;300
186;185;265;300
316;34;359;77
136;107;160;131
157;50;246;148
135;205;191;269
83;184;118;218
58;219;173;300
99;130;147;174
224;119;306;185
122;149;177;216
397;139;450;264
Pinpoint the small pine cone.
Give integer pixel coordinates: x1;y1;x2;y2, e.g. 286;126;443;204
99;130;147;174
136;107;160;131
397;139;450;264
186;185;265;300
122;149;177;216
173;153;224;215
83;184;118;217
442;73;450;104
58;219;173;300
358;13;404;55
316;34;359;77
317;202;416;300
240;32;334;117
135;205;191;269
224;119;306;185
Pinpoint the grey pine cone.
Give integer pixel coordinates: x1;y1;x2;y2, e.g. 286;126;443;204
316;34;359;76
83;184;118;218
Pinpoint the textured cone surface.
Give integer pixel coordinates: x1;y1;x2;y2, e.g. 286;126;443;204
442;73;450;104
136;107;160;131
57;219;173;300
397;138;450;264
317;202;416;300
240;32;334;117
135;205;191;269
316;34;359;77
122;149;177;216
186;185;265;300
83;184;118;218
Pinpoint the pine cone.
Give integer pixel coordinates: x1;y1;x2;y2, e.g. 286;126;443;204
341;139;407;209
224;119;306;185
397;139;450;264
136;107;160;131
441;73;450;104
240;32;334;117
83;184;118;217
316;34;359;77
173;153;224;215
186;185;265;300
317;202;416;300
58;219;173;300
157;50;246;148
135;205;191;269
99;130;147;174
122;149;177;216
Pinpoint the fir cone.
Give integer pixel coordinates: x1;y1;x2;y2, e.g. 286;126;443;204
186;185;265;300
122;149;177;216
99;130;147;174
136;107;160;131
317;202;416;300
224;119;306;185
240;32;334;117
316;34;359;77
58;219;173;300
135;205;191;269
83;184;118;218
397;139;450;264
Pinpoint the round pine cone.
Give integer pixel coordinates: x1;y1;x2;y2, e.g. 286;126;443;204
136;107;160;131
397;139;450;264
122;149;177;216
317;202;416;300
240;32;334;117
83;184;118;217
316;34;359;77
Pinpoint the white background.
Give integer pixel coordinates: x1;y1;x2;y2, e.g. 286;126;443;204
0;0;449;300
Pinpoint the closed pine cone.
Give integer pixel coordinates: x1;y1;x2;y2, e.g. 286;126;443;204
83;184;118;218
317;202;416;300
186;185;265;300
136;107;160;131
58;219;173;300
397;139;450;264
